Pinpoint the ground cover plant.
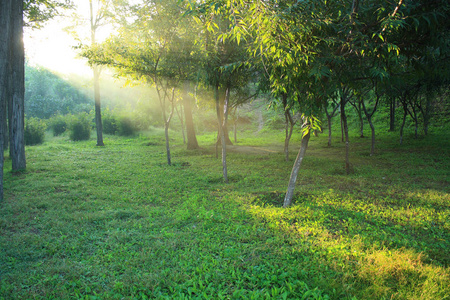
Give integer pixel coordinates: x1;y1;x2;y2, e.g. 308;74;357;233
0;127;449;299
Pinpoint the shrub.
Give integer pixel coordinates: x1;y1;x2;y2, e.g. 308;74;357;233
24;117;46;145
69;113;91;141
49;115;67;136
116;116;137;136
102;113;118;135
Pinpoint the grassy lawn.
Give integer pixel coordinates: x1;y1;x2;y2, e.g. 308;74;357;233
1;128;449;299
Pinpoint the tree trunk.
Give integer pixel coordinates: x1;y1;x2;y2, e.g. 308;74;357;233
361;96;379;156
221;87;230;183
215;85;220;159
183;81;199;150
341;99;351;174
389;98;396;132
340;111;344;142
283;132;310;208
93;65;104;146
358;101;364;138
400;104;407;145
176;103;186;144
0;0;12;201
90;0;103;146
9;0;26;171
164;123;171;166
327;115;332;147
282;94;294;161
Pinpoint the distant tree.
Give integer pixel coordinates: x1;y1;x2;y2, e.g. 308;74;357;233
83;0;202;165
25;64;92;118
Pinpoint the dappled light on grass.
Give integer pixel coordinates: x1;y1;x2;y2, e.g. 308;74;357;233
240;188;449;299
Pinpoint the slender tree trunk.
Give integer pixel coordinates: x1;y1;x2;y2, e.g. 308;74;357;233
358;101;364;138
233;118;237;143
369;122;375;155
282;94;295;161
361;96;379;156
175;103;186;144
0;0;12;200
341;99;351;174
90;0;103;146
221;87;230;183
93;66;104;146
183;81;199;150
284;113;294;161
327;115;332;147
283;132;310;208
215;85;220;159
340;112;344;142
9;0;26;171
164;123;171;166
389;99;396;132
400;104;407;145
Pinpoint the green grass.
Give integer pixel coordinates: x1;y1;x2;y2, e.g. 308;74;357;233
0;128;449;299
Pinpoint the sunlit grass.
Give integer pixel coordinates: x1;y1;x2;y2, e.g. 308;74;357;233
0;128;449;299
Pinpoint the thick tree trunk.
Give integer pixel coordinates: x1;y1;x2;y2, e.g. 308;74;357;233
183;82;199;150
9;0;26;171
93;65;104;146
283;132;310;208
0;0;12;201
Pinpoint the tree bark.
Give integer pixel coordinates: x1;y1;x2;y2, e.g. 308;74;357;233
283;132;310;208
183;81;199;150
9;0;26;171
0;0;12;201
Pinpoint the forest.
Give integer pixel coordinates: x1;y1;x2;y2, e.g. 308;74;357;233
0;0;449;299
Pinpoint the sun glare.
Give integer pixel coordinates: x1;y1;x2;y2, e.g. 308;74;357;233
24;18;92;77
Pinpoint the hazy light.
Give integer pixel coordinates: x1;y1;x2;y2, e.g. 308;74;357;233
24;2;115;77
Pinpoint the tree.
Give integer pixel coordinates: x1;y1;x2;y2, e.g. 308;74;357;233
0;0;13;201
0;0;71;200
8;0;26;172
83;0;202;164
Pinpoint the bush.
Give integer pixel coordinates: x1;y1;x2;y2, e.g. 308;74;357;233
116;116;137;136
49;115;67;136
69;113;91;141
24;117;46;145
102;113;118;135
